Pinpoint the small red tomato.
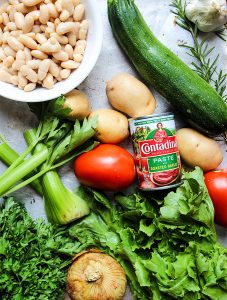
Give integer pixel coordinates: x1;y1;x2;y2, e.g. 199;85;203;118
74;144;136;191
204;169;227;227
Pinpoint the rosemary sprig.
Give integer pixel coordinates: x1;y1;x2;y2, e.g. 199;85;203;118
170;0;227;103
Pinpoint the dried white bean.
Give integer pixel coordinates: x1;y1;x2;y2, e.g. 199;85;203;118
3;56;14;68
32;25;41;34
64;44;73;59
4;46;16;57
60;10;70;22
26;32;36;39
27;10;40;21
10;30;21;37
18;71;28;87
39;38;61;53
2;12;10;26
2;32;10;44
3;26;9;33
71;21;80;39
9;7;16;21
15;50;26;70
15;3;30;14
24;82;36;91
22;15;34;33
8;36;24;51
0;48;6;61
7;67;17;75
38;58;51;80
7;22;17;31
54;18;61;27
36;33;47;44
51;32;68;44
11;75;18;85
73;44;85;55
14;12;24;30
0;69;12;83
0;3;8;14
60;68;70;79
24;47;32;62
27;59;40;69
56;22;75;35
73;4;85;22
55;1;62;13
73;53;83;62
47;3;58;18
19;35;38;50
45;27;54;37
22;0;43;7
31;49;48;59
53;50;68;61
40;25;47;32
79;19;88;40
42;72;53;89
20;65;38;82
9;0;19;5
63;0;74;14
67;32;77;47
49;60;59;77
76;39;86;47
72;0;80;6
39;5;49;24
61;60;80;69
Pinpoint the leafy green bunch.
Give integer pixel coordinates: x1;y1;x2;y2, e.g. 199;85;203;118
69;168;227;300
0;197;83;300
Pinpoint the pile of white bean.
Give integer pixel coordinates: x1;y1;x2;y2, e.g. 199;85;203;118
0;0;88;91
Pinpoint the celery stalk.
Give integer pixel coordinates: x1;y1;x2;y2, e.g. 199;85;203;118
24;129;90;225
0;141;43;195
42;171;90;224
0;147;48;196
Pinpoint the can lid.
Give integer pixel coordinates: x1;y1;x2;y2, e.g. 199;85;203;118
129;112;174;123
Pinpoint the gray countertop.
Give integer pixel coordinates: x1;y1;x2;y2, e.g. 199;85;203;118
0;0;226;299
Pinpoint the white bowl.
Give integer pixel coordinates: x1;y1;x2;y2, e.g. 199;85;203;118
0;0;103;102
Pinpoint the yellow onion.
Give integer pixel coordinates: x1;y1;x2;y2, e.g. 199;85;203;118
67;249;127;300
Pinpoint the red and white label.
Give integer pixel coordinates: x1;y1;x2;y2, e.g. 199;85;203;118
139;136;178;157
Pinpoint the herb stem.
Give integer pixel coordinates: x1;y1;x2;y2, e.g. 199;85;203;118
170;0;227;102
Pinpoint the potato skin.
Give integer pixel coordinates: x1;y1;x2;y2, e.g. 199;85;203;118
106;73;156;117
64;89;91;121
176;128;223;171
89;108;129;144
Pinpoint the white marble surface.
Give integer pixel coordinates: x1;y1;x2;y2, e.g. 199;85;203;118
0;0;226;299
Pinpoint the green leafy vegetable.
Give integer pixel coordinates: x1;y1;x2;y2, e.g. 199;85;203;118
0;197;81;300
0;98;97;224
68;168;227;299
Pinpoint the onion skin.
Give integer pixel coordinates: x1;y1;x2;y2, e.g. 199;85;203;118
67;249;127;300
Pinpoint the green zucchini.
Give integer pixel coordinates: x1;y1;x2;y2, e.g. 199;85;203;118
108;0;227;134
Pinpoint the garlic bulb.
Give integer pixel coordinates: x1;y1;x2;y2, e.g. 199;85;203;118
185;0;227;32
67;249;127;300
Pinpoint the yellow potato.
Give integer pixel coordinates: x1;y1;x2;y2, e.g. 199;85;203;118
64;89;91;120
176;128;223;171
106;73;156;117
89;108;129;144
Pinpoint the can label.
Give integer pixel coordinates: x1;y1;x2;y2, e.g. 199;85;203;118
129;113;181;190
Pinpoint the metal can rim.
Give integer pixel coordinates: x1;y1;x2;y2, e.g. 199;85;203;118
128;112;174;124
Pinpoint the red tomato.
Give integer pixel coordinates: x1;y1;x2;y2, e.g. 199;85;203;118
74;144;136;191
204;170;227;227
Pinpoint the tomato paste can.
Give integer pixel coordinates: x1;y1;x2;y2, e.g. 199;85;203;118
129;113;182;190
